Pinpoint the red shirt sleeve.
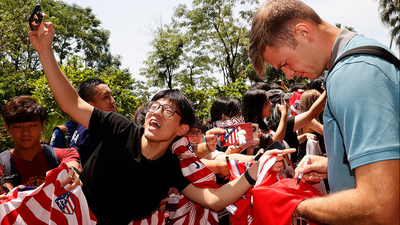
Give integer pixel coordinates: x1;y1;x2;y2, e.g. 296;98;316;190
55;147;81;166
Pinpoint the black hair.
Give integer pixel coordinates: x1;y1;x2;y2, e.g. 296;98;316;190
2;96;48;126
133;103;148;126
309;78;324;93
76;78;106;102
242;89;269;131
210;97;240;122
242;89;273;148
289;83;307;92
151;89;196;127
250;82;272;92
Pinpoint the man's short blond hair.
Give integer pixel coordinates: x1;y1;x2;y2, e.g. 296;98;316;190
248;0;322;76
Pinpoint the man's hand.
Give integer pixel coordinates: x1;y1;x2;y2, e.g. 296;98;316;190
204;128;225;153
294;155;327;184
261;148;296;172
28;13;55;54
60;168;82;191
0;194;7;200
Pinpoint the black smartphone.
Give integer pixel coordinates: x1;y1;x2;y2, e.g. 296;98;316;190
29;4;43;31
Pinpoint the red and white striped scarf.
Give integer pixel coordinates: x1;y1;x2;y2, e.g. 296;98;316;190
168;136;219;225
0;164;97;225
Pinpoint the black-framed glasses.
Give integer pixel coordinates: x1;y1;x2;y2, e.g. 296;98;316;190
187;130;204;137
147;101;181;117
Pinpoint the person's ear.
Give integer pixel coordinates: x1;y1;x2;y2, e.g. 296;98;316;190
41;120;46;132
177;124;190;136
4;123;10;134
294;23;312;41
221;114;229;120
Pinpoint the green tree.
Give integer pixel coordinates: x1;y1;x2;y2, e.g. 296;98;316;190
183;76;249;122
378;0;400;48
140;24;184;89
0;0;121;106
39;0;113;70
0;0;143;148
173;0;259;85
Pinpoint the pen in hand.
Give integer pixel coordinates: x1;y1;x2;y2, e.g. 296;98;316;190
296;155;310;185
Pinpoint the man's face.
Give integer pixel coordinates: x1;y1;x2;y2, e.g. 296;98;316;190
187;128;204;145
6;118;44;150
143;98;188;143
89;84;116;113
263;43;326;80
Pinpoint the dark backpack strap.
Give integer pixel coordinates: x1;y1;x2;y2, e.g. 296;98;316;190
328;45;400;73
54;125;69;147
325;45;400;90
43;145;60;169
0;150;17;176
0;150;21;186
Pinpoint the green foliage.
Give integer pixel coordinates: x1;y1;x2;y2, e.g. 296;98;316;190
40;0;113;69
140;24;185;89
182;76;249;122
378;0;400;47
40;114;66;145
32;56;145;119
172;0;259;85
0;119;12;151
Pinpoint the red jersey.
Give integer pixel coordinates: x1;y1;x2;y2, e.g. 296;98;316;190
0;145;80;187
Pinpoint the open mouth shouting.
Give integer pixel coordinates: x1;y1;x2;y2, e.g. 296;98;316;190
149;119;161;128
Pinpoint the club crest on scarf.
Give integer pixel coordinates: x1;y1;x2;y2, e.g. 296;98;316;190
223;126;239;145
55;192;76;215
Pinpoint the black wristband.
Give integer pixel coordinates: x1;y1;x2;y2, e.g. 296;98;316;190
68;166;80;174
244;169;256;185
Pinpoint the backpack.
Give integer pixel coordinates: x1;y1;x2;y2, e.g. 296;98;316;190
54;125;70;147
324;45;400;164
0;145;60;187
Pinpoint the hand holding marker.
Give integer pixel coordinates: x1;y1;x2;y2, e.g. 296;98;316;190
296;155;310;185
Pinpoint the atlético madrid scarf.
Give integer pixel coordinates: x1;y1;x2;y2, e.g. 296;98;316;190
0;164;97;224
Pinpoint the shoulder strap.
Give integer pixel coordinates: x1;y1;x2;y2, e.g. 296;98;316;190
0;150;17;176
328;45;400;74
0;150;22;186
325;45;400;90
43;145;60;169
54;125;70;147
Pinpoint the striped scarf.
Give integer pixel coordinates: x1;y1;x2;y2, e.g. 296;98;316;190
0;164;97;224
168;136;219;225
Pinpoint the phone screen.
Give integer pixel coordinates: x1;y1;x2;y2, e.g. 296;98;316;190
29;4;43;31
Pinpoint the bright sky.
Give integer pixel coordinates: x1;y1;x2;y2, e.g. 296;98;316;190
61;0;397;82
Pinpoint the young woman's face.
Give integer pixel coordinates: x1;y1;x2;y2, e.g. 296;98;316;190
262;97;273;118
